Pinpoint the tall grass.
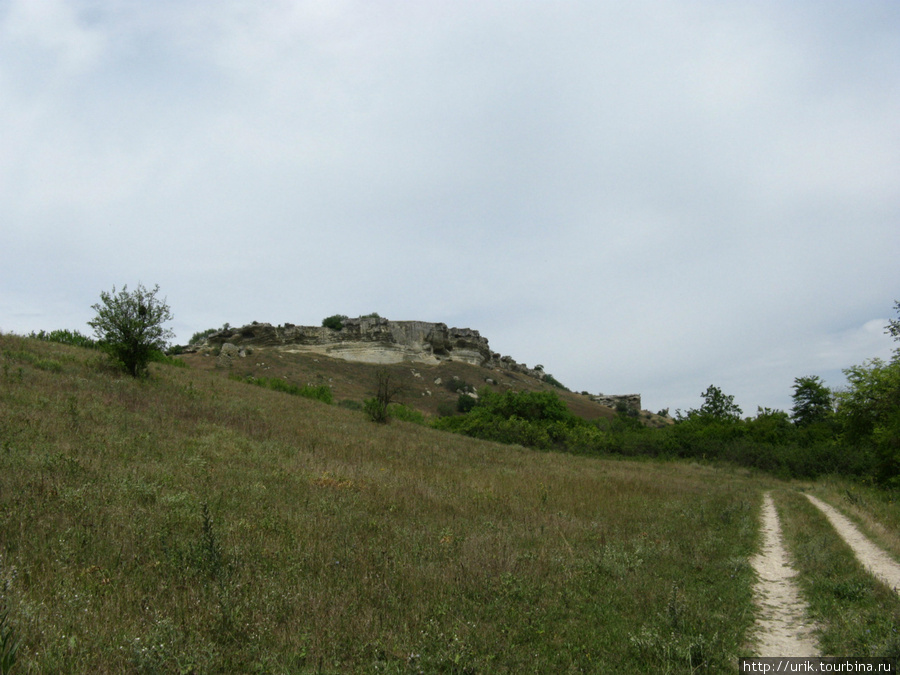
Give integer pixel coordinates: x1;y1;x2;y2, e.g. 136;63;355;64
0;334;763;672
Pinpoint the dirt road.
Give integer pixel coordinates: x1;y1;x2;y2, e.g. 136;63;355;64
805;494;900;593
750;492;819;656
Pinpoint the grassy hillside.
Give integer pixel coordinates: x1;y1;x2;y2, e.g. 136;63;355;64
1;333;771;672
178;345;639;424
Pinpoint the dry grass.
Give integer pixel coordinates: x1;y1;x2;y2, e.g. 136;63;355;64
1;334;762;672
180;346;618;422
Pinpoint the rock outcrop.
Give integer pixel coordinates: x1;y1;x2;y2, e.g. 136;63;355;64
191;316;546;379
588;393;642;413
189;316;641;407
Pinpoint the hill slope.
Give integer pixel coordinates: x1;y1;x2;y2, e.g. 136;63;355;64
181;317;666;425
1;333;754;672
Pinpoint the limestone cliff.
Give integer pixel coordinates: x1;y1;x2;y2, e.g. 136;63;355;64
189;316;641;410
192;316;546;379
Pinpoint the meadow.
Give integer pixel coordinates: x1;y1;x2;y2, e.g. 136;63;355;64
1;333;898;673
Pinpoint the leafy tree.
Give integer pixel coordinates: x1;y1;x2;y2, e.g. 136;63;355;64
836;355;900;483
746;407;793;444
791;375;832;427
682;385;742;423
88;283;174;377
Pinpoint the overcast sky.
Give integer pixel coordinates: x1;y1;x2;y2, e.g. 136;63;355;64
2;1;898;414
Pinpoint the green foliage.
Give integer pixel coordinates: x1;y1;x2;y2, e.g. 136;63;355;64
322;314;348;331
189;328;218;345
387;403;425;425
30;328;97;349
436;400;457;417
886;299;900;343
432;388;606;452
234;375;334;404
792;375;833;427
477;388;572;423
456;393;477;413
88;283;175;378
837;355;900;484
363;397;387;423
540;373;569;390
684;384;743;423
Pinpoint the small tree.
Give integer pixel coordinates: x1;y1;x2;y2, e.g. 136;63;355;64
364;367;403;423
682;384;742;423
88;283;174;377
791;375;832;427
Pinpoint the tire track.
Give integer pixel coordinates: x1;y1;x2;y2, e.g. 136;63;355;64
805;494;900;593
750;492;819;656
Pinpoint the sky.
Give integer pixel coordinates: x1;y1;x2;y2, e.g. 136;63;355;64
2;0;898;415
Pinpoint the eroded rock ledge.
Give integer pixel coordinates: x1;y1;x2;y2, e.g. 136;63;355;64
191;316;548;379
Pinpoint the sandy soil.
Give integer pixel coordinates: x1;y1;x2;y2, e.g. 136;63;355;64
805;494;900;593
750;492;820;656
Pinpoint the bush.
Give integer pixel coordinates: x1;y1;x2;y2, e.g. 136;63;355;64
431;389;593;451
541;373;568;390
388;403;426;425
189;328;218;345
30;329;97;349
436;401;457;417
364;398;388;424
457;393;478;413
234;375;333;405
88;283;174;378
322;315;348;331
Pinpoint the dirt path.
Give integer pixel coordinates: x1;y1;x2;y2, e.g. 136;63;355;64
805;494;900;593
750;492;819;656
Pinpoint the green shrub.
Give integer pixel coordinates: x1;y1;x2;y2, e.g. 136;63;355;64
189;328;218;345
364;398;389;423
457;393;477;413
322;315;348;331
541;373;568;390
30;328;97;349
234;375;334;405
436;401;457;417
388;403;426;425
432;389;591;451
